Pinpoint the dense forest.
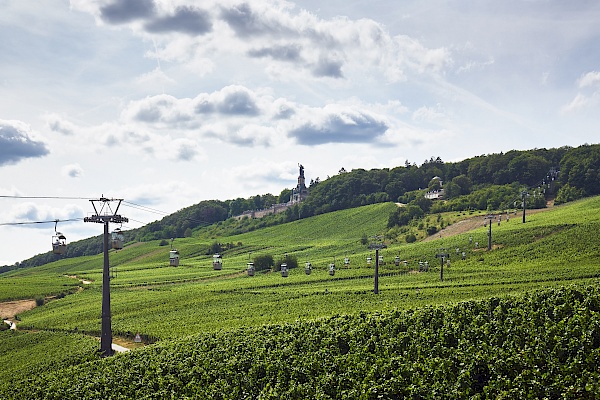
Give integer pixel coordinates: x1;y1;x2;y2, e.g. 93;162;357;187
6;143;600;270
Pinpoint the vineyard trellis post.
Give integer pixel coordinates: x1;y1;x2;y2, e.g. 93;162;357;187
84;196;128;357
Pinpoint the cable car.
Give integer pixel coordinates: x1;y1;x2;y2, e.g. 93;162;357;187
247;262;255;276
281;263;288;277
394;255;400;266
305;261;312;275
213;254;223;270
344;257;350;267
169;249;180;266
366;256;372;265
111;228;125;250
52;232;67;255
378;255;384;265
329;262;335;276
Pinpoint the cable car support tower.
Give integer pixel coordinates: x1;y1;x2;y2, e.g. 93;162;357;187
84;196;128;357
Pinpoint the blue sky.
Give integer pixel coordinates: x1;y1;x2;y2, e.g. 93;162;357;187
1;0;599;265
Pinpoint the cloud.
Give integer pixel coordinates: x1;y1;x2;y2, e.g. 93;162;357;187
289;106;388;145
247;44;302;62
193;85;261;116
312;56;344;78
220;3;291;37
562;70;600;114
412;104;446;122
45;113;77;136
216;87;260;115
99;0;156;24
144;6;212;35
0;120;49;166
227;159;299;191
578;71;600;88
61;163;84;178
77;1;450;85
561;93;598;114
6;202;84;228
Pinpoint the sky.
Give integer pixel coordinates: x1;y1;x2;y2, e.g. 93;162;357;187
1;0;599;265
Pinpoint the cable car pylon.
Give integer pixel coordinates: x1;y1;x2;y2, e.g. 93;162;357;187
83;196;128;357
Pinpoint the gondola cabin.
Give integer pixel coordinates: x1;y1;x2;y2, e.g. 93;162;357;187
213;254;223;270
169;249;180;266
329;262;335;276
111;228;125;250
344;257;350;267
366;256;372;265
281;263;288;277
52;233;67;255
394;255;400;266
378;255;384;265
247;262;255;276
305;261;312;275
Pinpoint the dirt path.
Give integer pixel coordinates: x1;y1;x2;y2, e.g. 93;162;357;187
0;299;37;320
423;207;552;242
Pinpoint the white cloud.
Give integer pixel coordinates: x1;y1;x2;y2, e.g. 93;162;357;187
412;104;446;122
61;163;84;178
578;71;600;88
4;202;84;228
562;71;600;114
45;113;78;136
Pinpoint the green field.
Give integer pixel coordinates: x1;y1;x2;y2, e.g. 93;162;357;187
1;197;600;397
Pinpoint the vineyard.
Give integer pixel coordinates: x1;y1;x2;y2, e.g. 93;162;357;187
2;284;599;398
1;197;600;397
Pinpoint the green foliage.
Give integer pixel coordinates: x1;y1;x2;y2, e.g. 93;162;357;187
275;254;298;270
559;144;600;196
208;241;222;255
4;285;600;398
0;331;99;388
253;254;274;271
387;204;424;228
555;183;586;205
426;225;438;236
405;233;417;243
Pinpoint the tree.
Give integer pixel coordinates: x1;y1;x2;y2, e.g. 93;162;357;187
253;254;274;271
275;254;298;271
278;189;292;204
554;184;585;205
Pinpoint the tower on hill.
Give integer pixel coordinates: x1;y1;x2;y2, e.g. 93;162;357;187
290;163;309;204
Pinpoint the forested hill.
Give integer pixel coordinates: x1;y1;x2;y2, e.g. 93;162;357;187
6;143;600;270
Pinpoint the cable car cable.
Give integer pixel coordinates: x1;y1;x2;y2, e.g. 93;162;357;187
0;195;92;200
0;217;84;226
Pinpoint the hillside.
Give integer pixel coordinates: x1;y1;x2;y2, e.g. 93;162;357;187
7;142;600;271
0;197;600;399
1;195;600;397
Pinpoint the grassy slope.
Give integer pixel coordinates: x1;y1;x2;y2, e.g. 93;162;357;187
8;197;600;340
1;197;600;394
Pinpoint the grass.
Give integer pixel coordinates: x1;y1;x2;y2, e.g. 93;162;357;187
8;196;600;341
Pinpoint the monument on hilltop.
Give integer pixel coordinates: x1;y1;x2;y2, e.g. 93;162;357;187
290;163;309;204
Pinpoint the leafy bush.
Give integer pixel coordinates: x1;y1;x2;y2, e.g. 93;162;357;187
253;254;274;271
275;255;298;271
